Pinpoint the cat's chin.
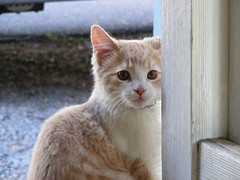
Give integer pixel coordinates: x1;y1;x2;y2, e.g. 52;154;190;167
128;99;153;109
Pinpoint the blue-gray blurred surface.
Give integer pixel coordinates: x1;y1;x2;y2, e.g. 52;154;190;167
153;0;161;36
0;0;153;37
0;1;154;179
0;87;90;180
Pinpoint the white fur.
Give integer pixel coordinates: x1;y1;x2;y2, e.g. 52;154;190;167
90;85;162;180
108;105;162;180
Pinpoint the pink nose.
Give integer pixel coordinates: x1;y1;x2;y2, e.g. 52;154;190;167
134;88;146;97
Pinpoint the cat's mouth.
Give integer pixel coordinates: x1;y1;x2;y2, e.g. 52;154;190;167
132;97;145;103
130;97;150;108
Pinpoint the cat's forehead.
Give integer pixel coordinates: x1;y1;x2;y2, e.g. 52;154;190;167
118;41;151;58
117;40;161;69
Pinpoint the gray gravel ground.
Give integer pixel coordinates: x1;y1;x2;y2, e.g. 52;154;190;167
0;86;90;180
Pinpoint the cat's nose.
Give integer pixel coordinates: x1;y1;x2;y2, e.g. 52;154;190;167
133;88;146;97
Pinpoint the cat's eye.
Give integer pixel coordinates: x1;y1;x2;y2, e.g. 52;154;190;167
117;71;130;81
147;70;158;80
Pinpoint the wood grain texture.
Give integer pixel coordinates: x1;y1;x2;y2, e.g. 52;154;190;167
161;0;192;179
229;0;240;145
199;139;240;180
162;0;229;179
192;0;229;178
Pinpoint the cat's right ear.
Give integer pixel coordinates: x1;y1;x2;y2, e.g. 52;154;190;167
91;25;118;66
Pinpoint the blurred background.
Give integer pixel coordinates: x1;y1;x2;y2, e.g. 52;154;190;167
0;0;160;179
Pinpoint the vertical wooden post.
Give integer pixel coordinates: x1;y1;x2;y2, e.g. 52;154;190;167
192;0;229;178
161;0;192;179
161;0;229;179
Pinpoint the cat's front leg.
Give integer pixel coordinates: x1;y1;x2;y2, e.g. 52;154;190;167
149;166;162;180
144;149;162;180
147;161;162;180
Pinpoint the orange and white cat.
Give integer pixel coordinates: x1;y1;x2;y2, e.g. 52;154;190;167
28;25;162;180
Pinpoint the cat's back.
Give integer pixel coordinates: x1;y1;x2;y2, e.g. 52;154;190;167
37;100;107;150
27;101;122;180
40;100;106;144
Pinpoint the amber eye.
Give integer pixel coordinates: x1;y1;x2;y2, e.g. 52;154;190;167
117;70;130;81
147;70;158;80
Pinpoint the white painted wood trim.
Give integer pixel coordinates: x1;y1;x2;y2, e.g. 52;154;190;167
229;0;240;145
199;139;240;179
162;0;229;179
192;0;229;140
161;0;192;179
192;0;229;178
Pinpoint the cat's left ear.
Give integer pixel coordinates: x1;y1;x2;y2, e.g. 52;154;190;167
145;37;161;51
91;25;118;66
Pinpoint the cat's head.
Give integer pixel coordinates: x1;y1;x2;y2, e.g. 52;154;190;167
91;25;161;110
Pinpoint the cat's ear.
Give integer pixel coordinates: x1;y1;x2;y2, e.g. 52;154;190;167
91;25;118;66
145;37;161;51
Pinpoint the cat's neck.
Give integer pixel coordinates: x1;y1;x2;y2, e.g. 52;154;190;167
90;87;160;123
90;88;161;177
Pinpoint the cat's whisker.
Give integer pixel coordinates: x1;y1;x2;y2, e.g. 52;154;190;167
108;97;122;117
113;99;125;119
108;97;123;120
113;99;124;114
108;96;119;105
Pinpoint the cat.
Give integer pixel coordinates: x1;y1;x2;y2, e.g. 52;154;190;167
28;25;162;180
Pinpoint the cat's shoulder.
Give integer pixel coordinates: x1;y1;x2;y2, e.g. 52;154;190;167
41;100;104;137
49;100;97;121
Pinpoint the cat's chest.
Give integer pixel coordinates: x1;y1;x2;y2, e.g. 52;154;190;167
106;108;161;159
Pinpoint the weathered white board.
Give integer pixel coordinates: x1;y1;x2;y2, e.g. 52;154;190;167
161;0;192;179
162;0;229;179
192;0;229;178
199;139;240;179
229;0;240;145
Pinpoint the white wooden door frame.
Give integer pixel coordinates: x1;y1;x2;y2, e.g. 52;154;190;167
161;0;192;179
161;0;240;179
